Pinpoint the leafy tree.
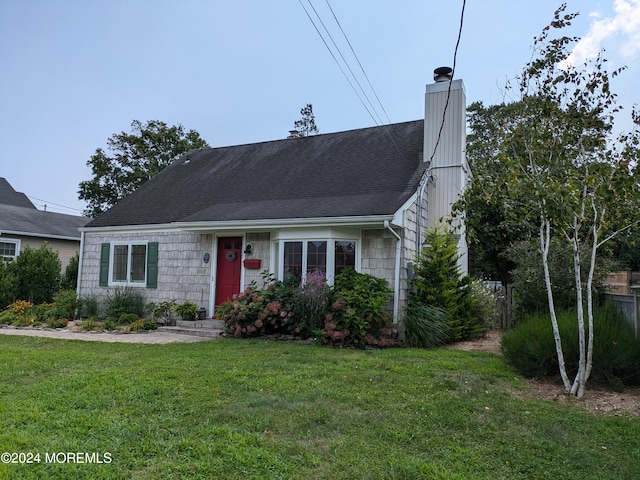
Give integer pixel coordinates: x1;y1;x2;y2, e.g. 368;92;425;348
12;244;62;304
467;5;640;397
292;103;319;137
456;101;539;284
611;228;640;271
79;120;209;217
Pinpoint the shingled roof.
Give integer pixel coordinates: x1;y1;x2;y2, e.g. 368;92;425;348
0;204;89;240
0;177;36;209
86;120;426;228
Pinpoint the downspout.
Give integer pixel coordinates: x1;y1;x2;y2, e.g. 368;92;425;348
76;231;85;298
415;169;432;248
384;220;401;324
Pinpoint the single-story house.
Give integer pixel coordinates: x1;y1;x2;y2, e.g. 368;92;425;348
0;178;89;267
77;70;469;323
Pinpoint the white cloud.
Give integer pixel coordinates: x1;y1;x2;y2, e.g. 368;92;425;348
560;0;640;68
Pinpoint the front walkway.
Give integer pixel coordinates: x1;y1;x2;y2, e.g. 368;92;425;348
0;326;214;344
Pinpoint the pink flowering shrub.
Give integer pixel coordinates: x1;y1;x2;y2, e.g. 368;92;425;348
218;269;396;347
217;287;283;338
319;269;397;348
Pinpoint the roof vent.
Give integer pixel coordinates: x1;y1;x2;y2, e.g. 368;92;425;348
433;66;453;82
288;130;302;138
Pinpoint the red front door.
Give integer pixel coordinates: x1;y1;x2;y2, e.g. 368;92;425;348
215;237;242;306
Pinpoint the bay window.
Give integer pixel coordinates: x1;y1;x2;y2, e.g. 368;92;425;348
278;234;357;283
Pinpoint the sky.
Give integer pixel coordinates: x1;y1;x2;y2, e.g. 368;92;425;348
1;0;639;216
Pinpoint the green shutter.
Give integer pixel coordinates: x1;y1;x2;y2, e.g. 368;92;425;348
147;242;159;288
99;243;110;286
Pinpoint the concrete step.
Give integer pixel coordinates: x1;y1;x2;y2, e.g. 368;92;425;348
175;319;225;329
157;325;224;338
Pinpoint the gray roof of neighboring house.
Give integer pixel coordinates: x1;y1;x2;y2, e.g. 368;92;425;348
86;120;426;228
0;177;36;209
0;204;89;240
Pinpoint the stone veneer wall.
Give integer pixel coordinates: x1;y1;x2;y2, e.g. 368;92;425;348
79;231;213;310
243;232;271;288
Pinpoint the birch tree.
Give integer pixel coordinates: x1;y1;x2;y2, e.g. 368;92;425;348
467;5;640;397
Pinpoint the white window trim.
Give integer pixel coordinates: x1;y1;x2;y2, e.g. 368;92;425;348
108;241;149;287
276;237;360;285
0;239;21;260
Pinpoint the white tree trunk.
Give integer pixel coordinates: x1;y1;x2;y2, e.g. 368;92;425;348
540;219;572;392
570;229;586;398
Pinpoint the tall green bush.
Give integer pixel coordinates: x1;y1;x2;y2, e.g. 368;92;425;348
12;244;61;304
0;259;18;309
409;225;484;342
326;268;394;347
61;252;79;290
501;303;640;389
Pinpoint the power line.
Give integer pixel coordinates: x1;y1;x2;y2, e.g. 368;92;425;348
300;0;411;167
297;0;380;125
27;195;84;214
325;0;393;126
306;0;385;126
429;0;466;163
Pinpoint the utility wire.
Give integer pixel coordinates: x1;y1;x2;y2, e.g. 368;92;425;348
298;0;380;125
306;0;385;126
324;0;414;169
27;195;84;214
301;0;411;168
325;0;393;126
429;0;466;164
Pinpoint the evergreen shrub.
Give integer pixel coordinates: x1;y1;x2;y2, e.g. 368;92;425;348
501;302;640;389
408;225;485;343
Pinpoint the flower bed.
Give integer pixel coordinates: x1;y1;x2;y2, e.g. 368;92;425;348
217;270;397;348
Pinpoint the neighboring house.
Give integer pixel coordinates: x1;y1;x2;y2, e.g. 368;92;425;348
77;71;469;323
0;178;89;267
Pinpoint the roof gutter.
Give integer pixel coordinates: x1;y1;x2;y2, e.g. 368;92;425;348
0;229;81;242
81;215;396;234
177;215;395;232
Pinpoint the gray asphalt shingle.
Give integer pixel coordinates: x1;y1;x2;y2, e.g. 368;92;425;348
86;120;426;228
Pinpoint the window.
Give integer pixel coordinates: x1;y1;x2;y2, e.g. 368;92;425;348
307;241;327;275
280;238;357;283
111;243;147;285
335;241;356;275
100;242;159;288
283;242;303;280
0;240;19;259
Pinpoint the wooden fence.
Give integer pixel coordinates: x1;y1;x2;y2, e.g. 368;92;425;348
486;282;514;329
605;293;640;339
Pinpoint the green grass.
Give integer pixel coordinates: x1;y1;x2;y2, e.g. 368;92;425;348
0;337;638;479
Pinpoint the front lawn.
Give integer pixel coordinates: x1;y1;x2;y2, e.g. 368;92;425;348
0;337;637;479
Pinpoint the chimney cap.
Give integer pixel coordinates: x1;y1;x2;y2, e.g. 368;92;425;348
434;66;453;82
288;129;302;138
